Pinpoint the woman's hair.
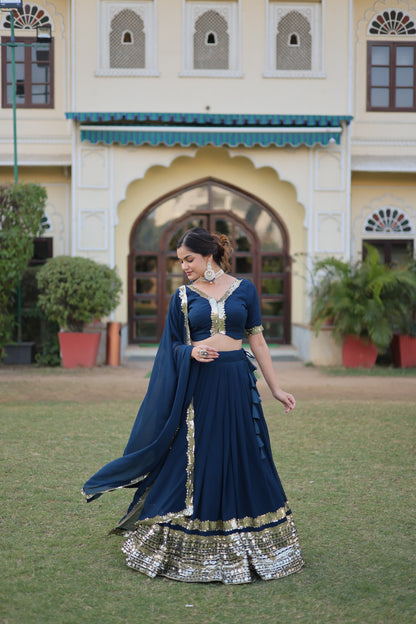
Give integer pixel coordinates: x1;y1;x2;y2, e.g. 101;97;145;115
177;227;232;272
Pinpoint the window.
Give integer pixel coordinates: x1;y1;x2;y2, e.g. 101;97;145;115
110;9;145;68
367;41;416;111
362;240;414;265
265;2;323;77
362;207;414;265
363;207;413;234
368;9;416;35
29;238;53;266
182;1;241;76
1;36;54;108
98;1;157;76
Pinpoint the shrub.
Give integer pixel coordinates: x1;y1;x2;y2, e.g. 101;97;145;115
0;183;48;355
37;256;123;332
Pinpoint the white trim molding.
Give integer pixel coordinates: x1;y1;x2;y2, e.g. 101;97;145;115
315;211;345;253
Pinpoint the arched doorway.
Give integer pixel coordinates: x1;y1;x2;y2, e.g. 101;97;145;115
128;178;291;343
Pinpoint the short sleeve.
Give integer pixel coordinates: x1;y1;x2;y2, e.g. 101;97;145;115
244;280;264;336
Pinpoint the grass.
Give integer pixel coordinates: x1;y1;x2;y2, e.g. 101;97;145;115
1;381;415;623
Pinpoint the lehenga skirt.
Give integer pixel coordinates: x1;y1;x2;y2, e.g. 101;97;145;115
121;349;304;584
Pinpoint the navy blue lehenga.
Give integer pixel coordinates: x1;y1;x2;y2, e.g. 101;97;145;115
83;280;304;584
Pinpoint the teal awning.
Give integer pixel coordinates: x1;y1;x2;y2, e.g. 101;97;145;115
66;111;352;127
79;126;343;148
66;111;352;148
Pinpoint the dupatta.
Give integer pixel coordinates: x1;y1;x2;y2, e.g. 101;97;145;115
82;287;195;504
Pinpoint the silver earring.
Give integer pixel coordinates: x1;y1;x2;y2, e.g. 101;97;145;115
204;262;216;282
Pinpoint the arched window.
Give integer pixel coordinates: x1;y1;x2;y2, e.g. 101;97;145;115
194;10;229;69
276;11;311;70
363;207;413;234
368;9;416;35
1;3;52;30
1;3;54;109
206;31;217;45
122;31;133;44
289;33;299;46
362;207;414;264
109;9;145;68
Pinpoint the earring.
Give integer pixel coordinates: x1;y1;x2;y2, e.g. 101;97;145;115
204;262;216;282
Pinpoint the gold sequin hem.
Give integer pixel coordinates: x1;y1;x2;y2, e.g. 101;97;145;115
121;515;304;584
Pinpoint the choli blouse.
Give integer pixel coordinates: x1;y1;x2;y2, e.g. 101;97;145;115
186;278;264;341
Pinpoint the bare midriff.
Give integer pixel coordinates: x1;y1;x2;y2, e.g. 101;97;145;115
192;335;242;351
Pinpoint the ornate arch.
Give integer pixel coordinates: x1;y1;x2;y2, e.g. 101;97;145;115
127;177;292;344
368;8;416;35
363;206;414;234
1;4;53;30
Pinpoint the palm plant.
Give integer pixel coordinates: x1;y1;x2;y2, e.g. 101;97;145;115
311;244;416;351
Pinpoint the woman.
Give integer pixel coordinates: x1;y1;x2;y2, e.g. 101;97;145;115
83;227;304;584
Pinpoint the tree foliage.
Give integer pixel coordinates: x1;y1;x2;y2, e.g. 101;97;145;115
0;183;48;354
37;256;123;332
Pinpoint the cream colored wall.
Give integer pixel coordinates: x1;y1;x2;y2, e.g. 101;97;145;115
0;165;71;255
352;0;416;167
351;171;416;262
73;0;350;115
0;0;72;167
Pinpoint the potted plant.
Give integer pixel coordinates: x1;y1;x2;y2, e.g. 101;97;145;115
389;257;416;368
37;256;122;368
0;183;48;364
311;245;416;368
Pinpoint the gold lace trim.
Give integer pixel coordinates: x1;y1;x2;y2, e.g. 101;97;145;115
188;279;241;337
138;402;195;524
137;502;292;533
246;324;264;336
178;285;191;345
122;513;304;584
188;279;241;304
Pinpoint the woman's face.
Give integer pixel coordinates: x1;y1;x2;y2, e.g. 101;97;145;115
177;245;211;282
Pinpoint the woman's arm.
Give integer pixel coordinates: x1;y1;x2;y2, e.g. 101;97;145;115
248;332;296;413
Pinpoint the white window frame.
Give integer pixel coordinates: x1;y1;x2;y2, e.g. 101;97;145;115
97;0;158;76
265;0;325;78
181;1;242;77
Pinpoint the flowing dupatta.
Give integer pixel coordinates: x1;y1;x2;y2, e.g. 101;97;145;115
82;288;195;510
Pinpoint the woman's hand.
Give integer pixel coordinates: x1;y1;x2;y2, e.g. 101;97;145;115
191;345;219;362
273;389;296;413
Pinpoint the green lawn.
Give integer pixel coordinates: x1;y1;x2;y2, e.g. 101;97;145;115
1;388;415;623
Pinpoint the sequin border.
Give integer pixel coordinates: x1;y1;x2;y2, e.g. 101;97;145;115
179;285;191;346
188;279;241;337
246;324;264;336
122;515;304;584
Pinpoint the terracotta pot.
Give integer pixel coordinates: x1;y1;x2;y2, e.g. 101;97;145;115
391;334;416;368
342;335;378;368
58;332;101;368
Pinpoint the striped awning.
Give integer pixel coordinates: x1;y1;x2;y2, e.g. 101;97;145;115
66;112;352;148
79;126;343;148
66;111;352;126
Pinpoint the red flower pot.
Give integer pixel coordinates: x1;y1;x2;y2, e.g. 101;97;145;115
342;335;378;368
58;332;101;368
391;334;416;368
